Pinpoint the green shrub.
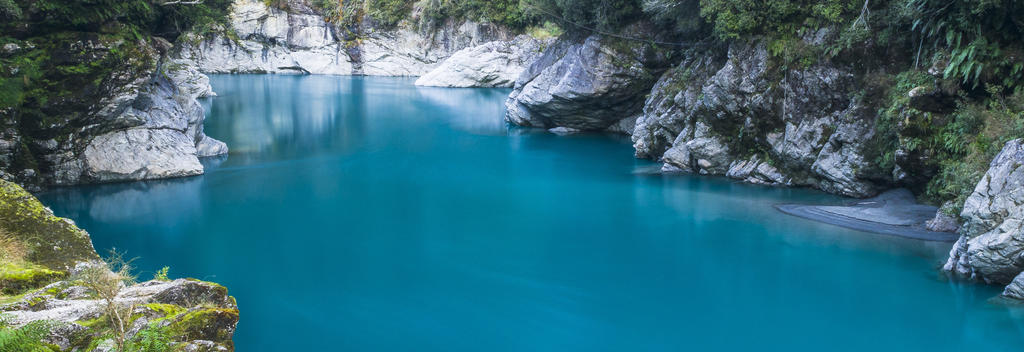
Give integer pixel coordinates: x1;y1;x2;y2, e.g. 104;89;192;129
522;0;643;33
365;0;413;27
907;0;1024;89
698;0;864;39
125;325;175;352
0;320;56;352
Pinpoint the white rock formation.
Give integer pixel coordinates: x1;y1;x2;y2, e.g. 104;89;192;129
944;139;1024;285
81;60;227;183
414;36;550;87
177;0;513;76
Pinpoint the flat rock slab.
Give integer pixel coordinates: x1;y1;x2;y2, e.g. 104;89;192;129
775;189;959;242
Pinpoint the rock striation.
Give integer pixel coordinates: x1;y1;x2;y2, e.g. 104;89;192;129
631;39;885;197
944;139;1024;290
176;0;515;76
414;35;551;88
503;31;886;197
0;37;226;189
504;26;675;131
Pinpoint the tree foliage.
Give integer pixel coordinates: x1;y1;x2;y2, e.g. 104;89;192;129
907;0;1024;89
521;0;643;33
2;0;234;40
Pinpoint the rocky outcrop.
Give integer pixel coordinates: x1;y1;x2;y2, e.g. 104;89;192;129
1;278;239;351
504;26;675;130
631;39;885;197
177;0;514;76
0;179;239;350
414;35;550;88
944;139;1024;287
80;59;226;184
0;37;226;189
925;201;961;233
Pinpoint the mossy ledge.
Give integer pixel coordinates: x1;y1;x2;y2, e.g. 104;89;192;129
0;179;240;351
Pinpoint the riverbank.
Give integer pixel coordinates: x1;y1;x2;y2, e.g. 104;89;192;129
775;189;959;242
0;179;239;351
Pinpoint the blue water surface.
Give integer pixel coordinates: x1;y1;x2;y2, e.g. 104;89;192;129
38;75;1024;351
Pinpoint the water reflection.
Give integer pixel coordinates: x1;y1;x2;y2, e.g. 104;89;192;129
204;75;369;159
34;75;1024;352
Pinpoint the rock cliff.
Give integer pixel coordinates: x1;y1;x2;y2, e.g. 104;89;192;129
504;26;675;132
0;36;226;190
944;139;1024;295
176;0;515;76
632;39;885;197
505;32;888;197
414;35;551;88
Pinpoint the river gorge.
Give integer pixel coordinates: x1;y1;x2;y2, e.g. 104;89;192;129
30;75;1024;351
3;0;1024;350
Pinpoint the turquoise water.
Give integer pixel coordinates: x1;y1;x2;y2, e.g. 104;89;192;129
39;75;1024;351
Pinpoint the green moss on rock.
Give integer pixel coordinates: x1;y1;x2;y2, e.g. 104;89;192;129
165;307;239;347
0;179;99;272
0;262;64;295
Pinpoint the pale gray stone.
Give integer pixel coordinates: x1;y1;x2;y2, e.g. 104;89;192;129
505;25;673;130
415;36;549;88
945;139;1024;285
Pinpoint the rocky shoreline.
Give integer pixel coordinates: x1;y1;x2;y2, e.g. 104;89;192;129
0;180;239;351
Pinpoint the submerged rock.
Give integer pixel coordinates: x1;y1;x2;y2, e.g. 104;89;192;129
945;139;1024;285
504;25;674;131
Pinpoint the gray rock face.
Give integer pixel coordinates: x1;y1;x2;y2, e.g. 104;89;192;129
78;60;227;184
632;39;884;197
178;0;513;76
925;201;961;233
415;35;550;87
1003;271;1024;300
0;38;226;188
504;27;673;130
944;139;1024;285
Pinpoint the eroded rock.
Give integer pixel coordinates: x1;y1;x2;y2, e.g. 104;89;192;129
415;35;550;88
944;139;1024;285
504;26;674;131
632;39;884;197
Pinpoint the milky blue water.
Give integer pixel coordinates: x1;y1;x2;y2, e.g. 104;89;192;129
38;75;1024;351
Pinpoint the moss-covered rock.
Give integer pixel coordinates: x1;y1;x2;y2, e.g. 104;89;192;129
165;307;239;348
0;262;64;295
0;179;98;273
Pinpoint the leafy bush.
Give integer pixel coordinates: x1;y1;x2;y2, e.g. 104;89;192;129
420;0;538;29
0;0;21;19
154;266;171;281
0;320;55;352
365;0;413;27
522;0;643;33
698;0;865;39
125;325;175;352
922;92;1024;210
907;0;1024;89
